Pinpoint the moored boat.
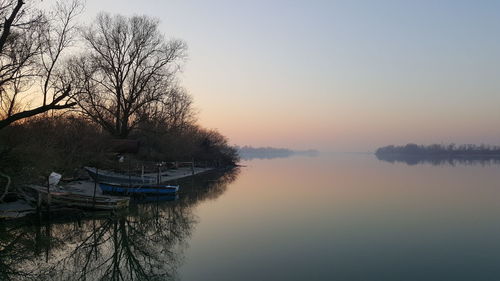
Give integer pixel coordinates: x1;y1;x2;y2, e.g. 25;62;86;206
99;182;179;195
84;166;160;184
25;184;130;210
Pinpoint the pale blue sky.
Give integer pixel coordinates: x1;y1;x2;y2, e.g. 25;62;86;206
70;1;500;150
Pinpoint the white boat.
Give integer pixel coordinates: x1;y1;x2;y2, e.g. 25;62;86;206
84;167;166;184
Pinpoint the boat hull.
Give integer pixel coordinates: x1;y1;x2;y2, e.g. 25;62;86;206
99;183;179;195
25;185;130;210
85;167;158;184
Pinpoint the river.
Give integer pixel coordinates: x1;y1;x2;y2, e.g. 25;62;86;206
2;153;500;280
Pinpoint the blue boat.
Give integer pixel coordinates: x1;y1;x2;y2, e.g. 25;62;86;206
99;182;179;195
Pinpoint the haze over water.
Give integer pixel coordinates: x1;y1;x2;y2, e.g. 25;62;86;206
180;154;500;280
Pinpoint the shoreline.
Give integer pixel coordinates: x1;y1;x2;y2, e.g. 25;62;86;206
0;165;234;219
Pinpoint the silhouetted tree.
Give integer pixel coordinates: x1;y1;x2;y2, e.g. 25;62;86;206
135;85;196;134
70;13;187;138
0;0;82;130
196;128;239;166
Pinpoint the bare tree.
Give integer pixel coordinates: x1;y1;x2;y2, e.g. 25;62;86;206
135;85;196;134
162;86;196;131
71;13;187;138
0;0;82;130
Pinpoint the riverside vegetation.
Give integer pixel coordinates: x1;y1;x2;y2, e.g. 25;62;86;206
0;0;238;202
375;143;500;165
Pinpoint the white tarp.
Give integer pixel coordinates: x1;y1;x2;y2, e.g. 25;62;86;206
48;172;62;187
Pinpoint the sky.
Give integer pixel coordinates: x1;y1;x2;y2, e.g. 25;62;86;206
71;0;500;151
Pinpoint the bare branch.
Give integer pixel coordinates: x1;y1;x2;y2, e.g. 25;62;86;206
72;14;187;138
0;0;82;129
0;86;75;129
0;0;24;53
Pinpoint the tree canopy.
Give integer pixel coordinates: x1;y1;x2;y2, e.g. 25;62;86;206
70;13;187;138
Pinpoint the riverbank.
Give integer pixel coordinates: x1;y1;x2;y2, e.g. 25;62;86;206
74;166;215;196
0;166;218;219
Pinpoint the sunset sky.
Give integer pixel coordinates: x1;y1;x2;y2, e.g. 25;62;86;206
79;0;500;151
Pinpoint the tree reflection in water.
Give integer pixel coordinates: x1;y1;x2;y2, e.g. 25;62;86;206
375;153;500;166
0;168;240;281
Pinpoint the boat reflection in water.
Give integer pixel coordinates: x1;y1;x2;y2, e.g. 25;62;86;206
0;168;239;281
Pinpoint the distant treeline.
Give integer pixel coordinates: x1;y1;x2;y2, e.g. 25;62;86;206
376;144;500;156
375;144;500;166
237;146;318;160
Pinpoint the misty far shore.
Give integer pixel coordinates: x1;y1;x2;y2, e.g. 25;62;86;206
375;144;500;166
236;146;319;160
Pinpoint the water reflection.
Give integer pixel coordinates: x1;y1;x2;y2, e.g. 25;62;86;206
375;153;500;166
0;168;239;281
239;150;319;160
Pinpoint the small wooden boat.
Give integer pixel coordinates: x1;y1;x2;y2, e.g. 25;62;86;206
25;184;130;210
99;182;179;195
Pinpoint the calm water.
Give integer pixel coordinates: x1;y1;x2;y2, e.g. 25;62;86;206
2;153;500;280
